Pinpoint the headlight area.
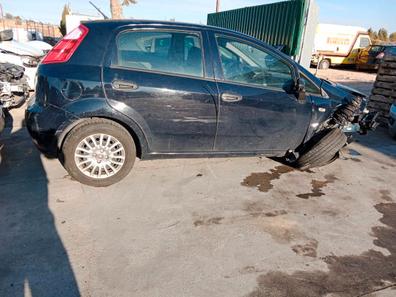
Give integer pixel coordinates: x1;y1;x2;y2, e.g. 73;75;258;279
22;56;40;68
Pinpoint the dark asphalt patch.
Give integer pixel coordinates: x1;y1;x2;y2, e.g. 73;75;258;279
193;217;224;227
291;240;318;258
296;174;338;199
244;201;288;218
241;165;294;192
380;190;393;202
246;203;396;297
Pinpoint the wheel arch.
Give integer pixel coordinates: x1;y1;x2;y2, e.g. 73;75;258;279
57;116;148;159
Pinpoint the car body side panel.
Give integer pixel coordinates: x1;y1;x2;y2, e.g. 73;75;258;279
206;30;313;154
103;68;218;153
101;25;219;154
214;81;313;154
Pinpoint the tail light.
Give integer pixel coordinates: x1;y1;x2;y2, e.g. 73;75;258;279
376;52;385;59
42;24;89;64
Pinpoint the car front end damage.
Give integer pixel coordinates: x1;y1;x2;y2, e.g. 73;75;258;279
316;80;378;136
287;79;379;168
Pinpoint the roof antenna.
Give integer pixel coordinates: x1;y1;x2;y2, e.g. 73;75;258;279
89;1;109;20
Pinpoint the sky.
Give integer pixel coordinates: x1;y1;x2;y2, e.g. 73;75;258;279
1;0;396;33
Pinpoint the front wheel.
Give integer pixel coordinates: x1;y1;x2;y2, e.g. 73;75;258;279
319;59;330;70
294;128;347;170
62;118;136;187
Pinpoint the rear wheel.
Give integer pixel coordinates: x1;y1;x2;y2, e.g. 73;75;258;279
319;59;331;70
294;128;347;170
62;118;136;187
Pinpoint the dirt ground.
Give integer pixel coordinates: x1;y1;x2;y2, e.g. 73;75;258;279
310;68;377;95
1;69;395;297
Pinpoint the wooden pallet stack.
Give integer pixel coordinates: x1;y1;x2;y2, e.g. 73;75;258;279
368;54;396;125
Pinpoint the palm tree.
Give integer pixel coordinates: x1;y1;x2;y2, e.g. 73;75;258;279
110;0;137;19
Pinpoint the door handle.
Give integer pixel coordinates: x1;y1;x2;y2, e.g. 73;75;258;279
112;80;139;91
221;93;242;102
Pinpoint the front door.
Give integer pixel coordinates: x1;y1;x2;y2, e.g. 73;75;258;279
211;34;312;154
103;28;218;153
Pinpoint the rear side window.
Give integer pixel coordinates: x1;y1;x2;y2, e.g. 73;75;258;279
114;30;204;78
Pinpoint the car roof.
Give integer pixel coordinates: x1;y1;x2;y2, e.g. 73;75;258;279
84;19;211;29
83;19;241;35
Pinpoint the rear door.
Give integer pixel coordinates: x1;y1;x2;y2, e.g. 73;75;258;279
209;32;312;154
102;26;218;153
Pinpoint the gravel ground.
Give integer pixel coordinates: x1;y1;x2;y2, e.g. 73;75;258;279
309;68;377;95
1;69;395;297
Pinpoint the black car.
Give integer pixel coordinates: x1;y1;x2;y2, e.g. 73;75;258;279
357;45;396;70
26;20;376;187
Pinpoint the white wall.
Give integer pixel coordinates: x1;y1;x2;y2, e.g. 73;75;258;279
66;14;103;34
297;0;319;68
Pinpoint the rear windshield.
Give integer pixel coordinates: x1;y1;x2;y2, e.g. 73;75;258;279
369;46;384;53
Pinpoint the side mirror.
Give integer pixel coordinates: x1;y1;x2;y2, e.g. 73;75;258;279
295;79;306;102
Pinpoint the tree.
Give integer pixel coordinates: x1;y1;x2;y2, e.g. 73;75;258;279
367;28;378;41
378;28;388;42
4;13;13;19
59;4;70;36
110;0;137;19
390;32;396;43
14;16;22;25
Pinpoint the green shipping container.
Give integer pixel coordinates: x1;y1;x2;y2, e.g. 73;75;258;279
207;0;308;57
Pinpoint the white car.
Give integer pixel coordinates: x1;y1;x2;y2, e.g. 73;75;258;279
0;39;44;90
25;40;53;54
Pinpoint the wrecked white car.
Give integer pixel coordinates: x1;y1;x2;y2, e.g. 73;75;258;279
0;30;44;90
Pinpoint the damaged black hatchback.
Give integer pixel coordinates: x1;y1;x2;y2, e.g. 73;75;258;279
26;20;377;187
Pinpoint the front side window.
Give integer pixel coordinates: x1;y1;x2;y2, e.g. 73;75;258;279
115;30;204;77
216;35;293;90
300;73;321;95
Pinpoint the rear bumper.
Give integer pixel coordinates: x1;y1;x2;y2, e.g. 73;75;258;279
25;99;74;157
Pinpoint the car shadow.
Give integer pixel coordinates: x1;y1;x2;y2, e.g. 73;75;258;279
0;110;80;297
354;127;396;160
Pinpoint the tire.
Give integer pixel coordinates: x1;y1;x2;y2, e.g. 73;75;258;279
319;59;330;70
295;128;347;170
62;118;136;187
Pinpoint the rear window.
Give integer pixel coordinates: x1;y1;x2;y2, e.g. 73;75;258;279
370;46;384;53
113;30;204;78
